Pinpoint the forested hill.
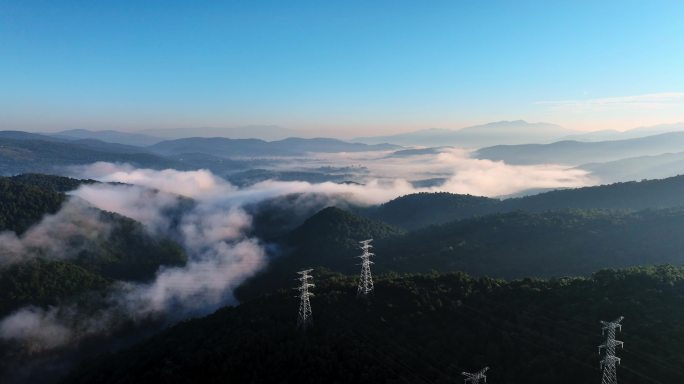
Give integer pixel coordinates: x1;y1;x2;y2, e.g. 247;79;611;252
366;174;684;230
362;192;499;230
237;207;403;299
0;174;96;233
240;206;684;301
7;174;96;192
0;177;66;233
0;137;183;175
504;174;684;212
285;206;404;270
377;209;684;277
65;266;684;384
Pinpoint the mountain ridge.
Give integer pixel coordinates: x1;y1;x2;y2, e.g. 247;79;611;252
475;131;684;165
353;120;577;147
149;137;400;157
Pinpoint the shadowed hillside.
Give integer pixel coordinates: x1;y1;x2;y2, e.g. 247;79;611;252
236;207;403;299
239;206;684;302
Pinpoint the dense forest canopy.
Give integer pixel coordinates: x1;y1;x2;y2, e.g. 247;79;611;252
0;177;66;233
65;266;684;384
7;174;97;192
0;259;110;317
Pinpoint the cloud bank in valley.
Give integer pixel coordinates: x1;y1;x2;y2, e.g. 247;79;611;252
433;149;594;196
302;147;596;198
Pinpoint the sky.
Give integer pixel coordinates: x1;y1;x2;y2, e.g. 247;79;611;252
1;0;683;137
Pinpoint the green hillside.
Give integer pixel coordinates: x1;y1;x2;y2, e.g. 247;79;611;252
0;259;110;317
379;209;684;278
505;175;684;212
285;206;404;266
364;174;684;230
0;177;67;233
0;137;183;175
69;210;186;282
362;192;499;230
245;207;684;296
8;174;96;192
236;207;403;300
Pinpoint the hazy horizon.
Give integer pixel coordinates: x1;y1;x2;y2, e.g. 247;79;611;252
10;119;684;141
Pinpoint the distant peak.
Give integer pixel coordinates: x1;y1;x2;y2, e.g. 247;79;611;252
492;119;528;124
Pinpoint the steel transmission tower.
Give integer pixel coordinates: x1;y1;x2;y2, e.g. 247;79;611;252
295;269;314;329
599;316;624;384
462;366;489;383
357;239;375;295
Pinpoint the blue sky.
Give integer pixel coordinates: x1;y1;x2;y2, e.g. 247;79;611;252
1;0;683;136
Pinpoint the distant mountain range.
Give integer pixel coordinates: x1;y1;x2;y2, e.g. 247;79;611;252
139;125;299;141
51;129;163;146
354;120;684;148
148;137;400;157
18;120;684;149
39;127;299;145
0;130;401;176
7;122;684;183
562;122;684;142
0;136;185;175
577;151;684;183
0;130;65;142
353;120;578;147
475;131;684;165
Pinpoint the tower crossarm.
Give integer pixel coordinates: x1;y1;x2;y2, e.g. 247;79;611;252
599;340;624;351
601;316;624;332
461;367;489;383
601;355;621;368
